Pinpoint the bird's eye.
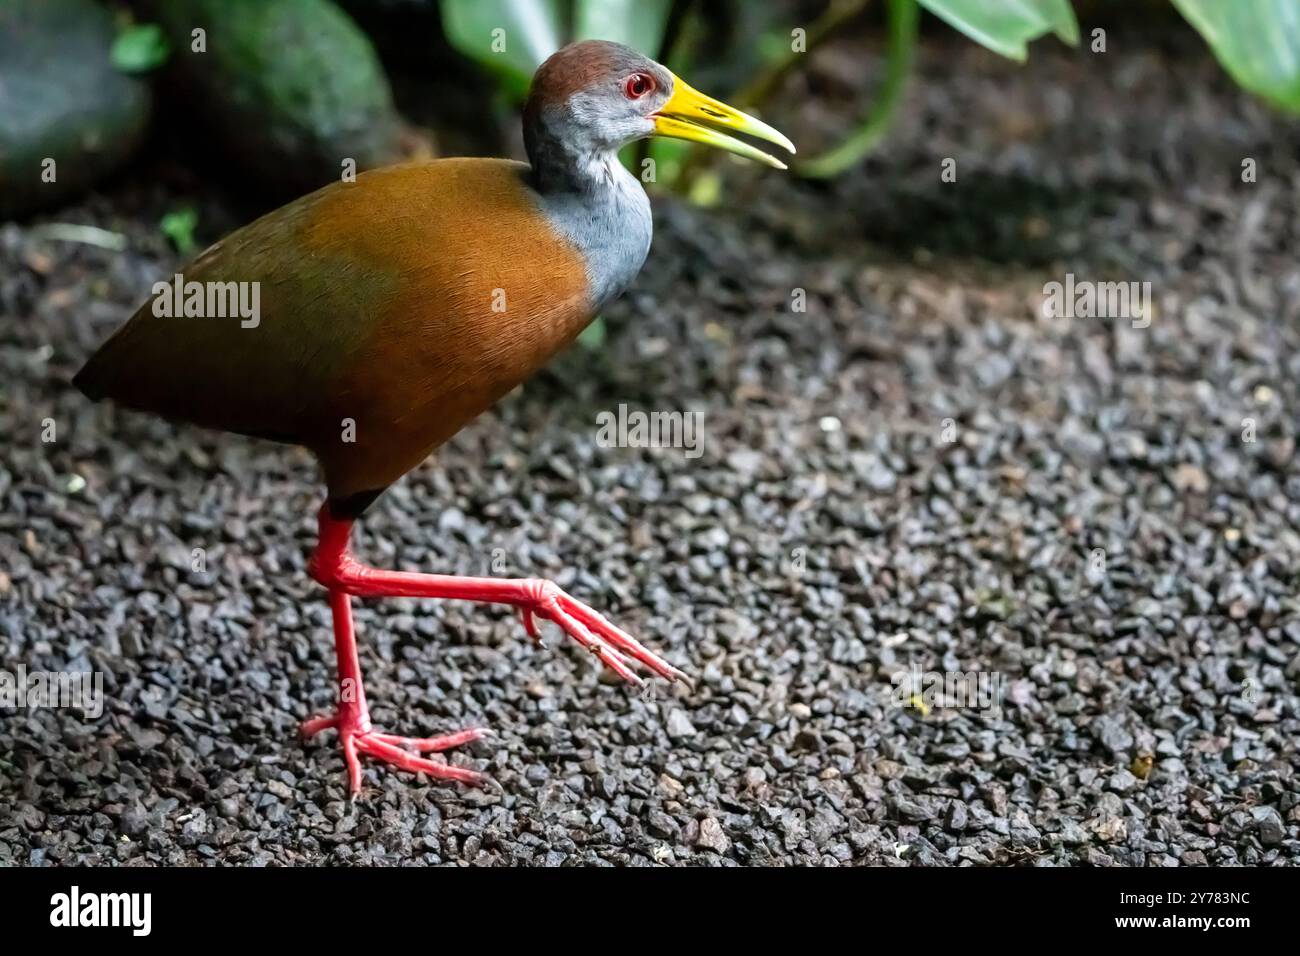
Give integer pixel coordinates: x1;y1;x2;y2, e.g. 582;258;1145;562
624;73;655;99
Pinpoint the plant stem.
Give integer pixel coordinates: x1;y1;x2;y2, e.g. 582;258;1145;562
734;0;874;110
796;0;918;179
658;0;697;65
640;0;698;170
668;0;876;192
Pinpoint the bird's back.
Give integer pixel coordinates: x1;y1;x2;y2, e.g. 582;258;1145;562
75;159;598;499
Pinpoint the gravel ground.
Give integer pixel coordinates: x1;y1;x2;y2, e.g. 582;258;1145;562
2;33;1299;866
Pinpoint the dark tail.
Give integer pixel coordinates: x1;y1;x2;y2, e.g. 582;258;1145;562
71;355;108;401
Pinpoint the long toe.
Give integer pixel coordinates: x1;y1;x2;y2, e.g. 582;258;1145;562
356;733;488;786
370;726;493;754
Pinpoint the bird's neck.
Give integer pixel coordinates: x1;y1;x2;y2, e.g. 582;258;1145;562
527;124;623;196
526;133;653;310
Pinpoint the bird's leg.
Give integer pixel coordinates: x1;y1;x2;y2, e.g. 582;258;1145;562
302;582;490;793
308;503;688;688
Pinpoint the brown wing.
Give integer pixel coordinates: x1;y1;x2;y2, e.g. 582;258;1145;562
75;159;595;499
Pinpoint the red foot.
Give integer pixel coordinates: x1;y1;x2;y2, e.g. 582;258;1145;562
310;505;690;688
303;503;692;796
513;579;688;686
303;712;490;794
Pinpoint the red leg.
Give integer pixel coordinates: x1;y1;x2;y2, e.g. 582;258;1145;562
308;504;689;687
302;586;489;793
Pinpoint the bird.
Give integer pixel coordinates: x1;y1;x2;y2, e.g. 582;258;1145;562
74;40;794;794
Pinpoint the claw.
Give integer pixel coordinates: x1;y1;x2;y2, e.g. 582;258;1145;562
557;593;688;684
557;606;643;685
519;606;541;641
516;584;687;688
309;511;692;796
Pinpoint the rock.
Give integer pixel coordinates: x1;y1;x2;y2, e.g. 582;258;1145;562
153;0;402;197
694;817;729;854
930;741;971;761
1088;815;1128;844
1106;769;1139;794
659;774;685;799
646;810;679;840
0;0;151;218
1094;717;1134;758
890;794;935;822
1057;820;1089;846
119;803;148;838
665;709;697;740
1252;806;1285;847
1223;740;1249;765
1171;463;1209;494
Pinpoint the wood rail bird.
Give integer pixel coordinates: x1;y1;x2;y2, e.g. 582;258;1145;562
75;40;794;793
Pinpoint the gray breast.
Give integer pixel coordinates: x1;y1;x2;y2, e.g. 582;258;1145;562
533;157;653;309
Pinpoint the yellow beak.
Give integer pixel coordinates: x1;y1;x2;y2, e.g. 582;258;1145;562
652;75;795;170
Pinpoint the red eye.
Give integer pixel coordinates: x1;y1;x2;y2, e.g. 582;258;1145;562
625;73;655;99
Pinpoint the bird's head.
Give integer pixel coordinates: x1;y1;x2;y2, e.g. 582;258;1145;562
524;40;795;175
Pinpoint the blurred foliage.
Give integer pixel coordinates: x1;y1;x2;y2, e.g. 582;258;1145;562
441;0;561;97
8;0;1300;222
109;22;171;73
575;0;673;59
0;0;152;219
152;0;403;198
800;0;1080;176
1172;0;1300;112
436;0;1300;183
440;0;688;181
917;0;1077;62
160;207;200;255
799;0;916;179
440;0;672;99
578;313;608;349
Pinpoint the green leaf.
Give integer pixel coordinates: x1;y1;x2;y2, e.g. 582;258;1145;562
643;136;691;185
688;170;723;208
442;0;675;101
574;0;672;54
578;315;607;350
440;0;562;92
160;207;199;256
1173;0;1300;112
917;0;1078;62
110;23;170;74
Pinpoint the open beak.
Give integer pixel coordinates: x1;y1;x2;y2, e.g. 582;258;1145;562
652;75;795;170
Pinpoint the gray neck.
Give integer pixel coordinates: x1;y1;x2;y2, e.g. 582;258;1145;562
525;136;653;310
